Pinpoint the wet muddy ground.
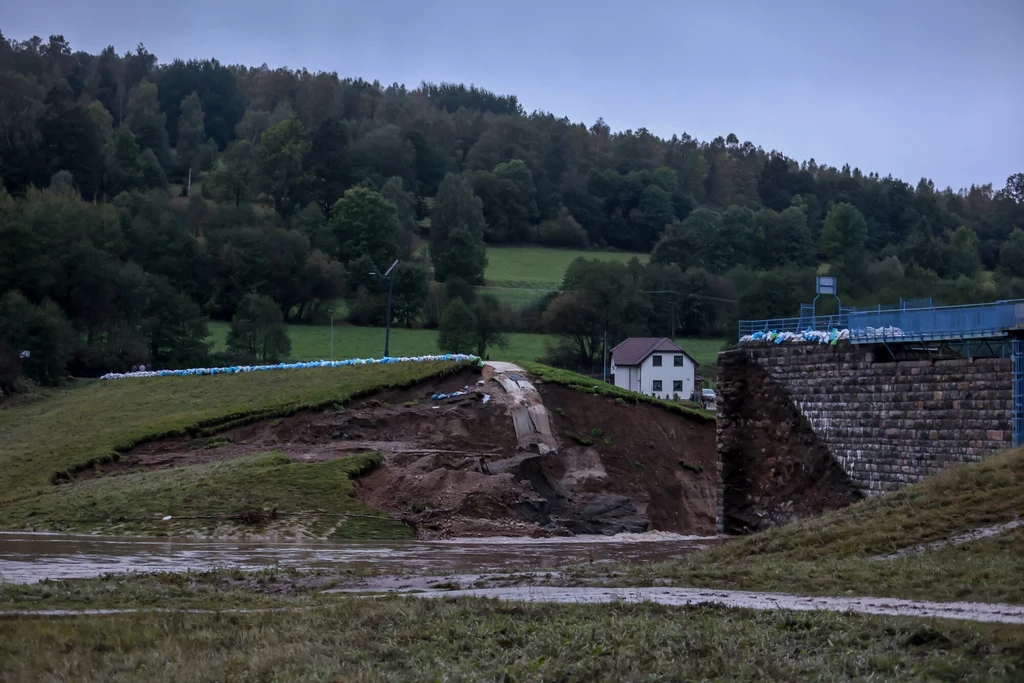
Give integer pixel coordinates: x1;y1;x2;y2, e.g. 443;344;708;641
0;532;721;584
406;586;1024;625
104;365;719;539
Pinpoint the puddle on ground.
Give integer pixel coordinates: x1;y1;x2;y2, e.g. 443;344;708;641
0;532;721;584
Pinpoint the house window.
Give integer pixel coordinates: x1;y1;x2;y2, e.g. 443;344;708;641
652;380;663;392
652;355;662;367
673;380;683;393
674;355;684;367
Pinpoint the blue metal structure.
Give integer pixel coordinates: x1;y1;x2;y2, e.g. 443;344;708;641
739;298;1024;344
1014;339;1023;448
848;299;1024;343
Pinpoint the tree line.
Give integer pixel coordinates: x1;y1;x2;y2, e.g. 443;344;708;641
1;32;1023;389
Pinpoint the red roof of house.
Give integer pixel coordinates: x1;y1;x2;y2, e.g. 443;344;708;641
610;337;696;366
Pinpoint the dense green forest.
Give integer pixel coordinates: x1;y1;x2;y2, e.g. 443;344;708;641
2;33;1023;389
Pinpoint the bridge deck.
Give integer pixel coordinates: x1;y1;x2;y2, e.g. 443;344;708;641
847;300;1024;344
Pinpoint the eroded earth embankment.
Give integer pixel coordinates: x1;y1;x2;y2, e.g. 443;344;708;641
109;365;717;538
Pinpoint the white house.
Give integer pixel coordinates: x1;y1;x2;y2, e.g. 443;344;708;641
609;337;698;401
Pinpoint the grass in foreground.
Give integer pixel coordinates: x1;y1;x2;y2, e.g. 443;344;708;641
571;448;1024;604
2;598;1021;682
0;453;410;538
0;361;462;505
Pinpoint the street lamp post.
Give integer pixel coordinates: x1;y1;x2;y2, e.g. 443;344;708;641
370;259;399;358
329;309;334;361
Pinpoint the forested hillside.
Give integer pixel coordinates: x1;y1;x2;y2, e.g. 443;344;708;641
2;33;1023;389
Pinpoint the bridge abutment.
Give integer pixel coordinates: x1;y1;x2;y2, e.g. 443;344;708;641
716;342;1013;533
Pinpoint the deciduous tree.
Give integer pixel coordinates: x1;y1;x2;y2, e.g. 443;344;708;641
430;174;487;284
820;202;868;274
252;116;310;217
329;187;399;267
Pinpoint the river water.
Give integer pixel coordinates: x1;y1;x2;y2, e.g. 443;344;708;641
0;531;721;584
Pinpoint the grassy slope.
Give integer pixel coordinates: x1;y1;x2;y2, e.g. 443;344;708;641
481;246;650;305
4;453;410;538
1;599;1021;681
0;361;463;533
484;246;649;285
577;447;1024;604
525;363;715;421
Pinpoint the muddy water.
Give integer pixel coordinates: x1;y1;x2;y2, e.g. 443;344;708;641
0;532;720;584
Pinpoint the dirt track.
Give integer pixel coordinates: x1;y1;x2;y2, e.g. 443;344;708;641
117;366;718;538
7;585;1022;625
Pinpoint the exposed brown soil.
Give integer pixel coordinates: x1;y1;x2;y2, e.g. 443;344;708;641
718;355;862;533
111;367;718;539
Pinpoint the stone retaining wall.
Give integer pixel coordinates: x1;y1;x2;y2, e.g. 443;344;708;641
717;342;1013;531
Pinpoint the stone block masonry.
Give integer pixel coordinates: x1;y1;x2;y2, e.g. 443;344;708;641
716;342;1013;532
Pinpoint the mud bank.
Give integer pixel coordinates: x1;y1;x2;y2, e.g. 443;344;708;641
0;531;720;583
111;365;718;539
6;584;1022;625
406;586;1024;625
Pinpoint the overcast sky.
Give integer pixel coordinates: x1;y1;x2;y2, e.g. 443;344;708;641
4;0;1022;191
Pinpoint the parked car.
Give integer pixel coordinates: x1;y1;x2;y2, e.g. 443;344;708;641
701;388;718;410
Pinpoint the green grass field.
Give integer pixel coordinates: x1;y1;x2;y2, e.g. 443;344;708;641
207;321;724;367
481;246;649;305
484;246;648;285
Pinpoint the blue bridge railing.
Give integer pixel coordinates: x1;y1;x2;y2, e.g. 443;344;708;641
848;299;1024;343
739;298;1024;344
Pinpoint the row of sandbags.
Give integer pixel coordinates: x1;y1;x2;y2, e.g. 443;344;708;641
740;329;850;345
99;354;484;380
740;326;906;345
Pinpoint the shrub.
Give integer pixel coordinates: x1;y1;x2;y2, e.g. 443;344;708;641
437;299;477;354
537;208;589;248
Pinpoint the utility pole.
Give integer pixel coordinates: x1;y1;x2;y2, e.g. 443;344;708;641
602;327;608;383
670;297;676;340
384;275;394;358
370;260;399;358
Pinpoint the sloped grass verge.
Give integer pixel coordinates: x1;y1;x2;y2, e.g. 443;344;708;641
715;447;1024;562
524;363;715;422
2;452;410;538
570;448;1024;604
